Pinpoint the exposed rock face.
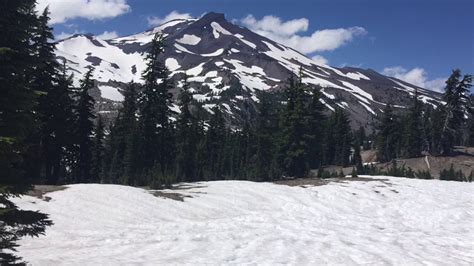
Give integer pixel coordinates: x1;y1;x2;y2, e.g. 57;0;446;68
55;12;441;129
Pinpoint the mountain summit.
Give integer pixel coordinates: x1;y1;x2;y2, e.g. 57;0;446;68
55;12;441;127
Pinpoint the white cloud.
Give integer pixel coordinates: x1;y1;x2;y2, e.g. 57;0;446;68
240;15;367;54
96;31;118;40
382;66;446;92
147;11;192;27
311;55;329;65
36;0;131;24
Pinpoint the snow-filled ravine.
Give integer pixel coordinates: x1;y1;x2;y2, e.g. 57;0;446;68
15;176;474;265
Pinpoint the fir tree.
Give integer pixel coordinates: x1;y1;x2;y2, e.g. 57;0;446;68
277;73;310;178
333;108;352;166
42;60;75;184
254;91;277;181
353;137;364;174
90;116;105;183
26;7;59;182
306;87;325;168
468;94;474;147
73;67;96;182
402;89;423;158
137;33;174;181
204;106;227;180
438;70;472;154
102;82;139;185
175;78;198;182
376;103;399;162
0;1;52;264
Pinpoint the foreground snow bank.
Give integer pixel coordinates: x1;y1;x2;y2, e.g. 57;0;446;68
15;176;474;265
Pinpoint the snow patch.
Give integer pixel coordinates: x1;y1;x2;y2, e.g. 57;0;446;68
176;34;201;45
98;85;124;101
165;58;180;72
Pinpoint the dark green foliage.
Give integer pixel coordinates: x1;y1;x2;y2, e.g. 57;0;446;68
42;61;75;184
72;67;96;183
415;170;432;179
376;104;399;162
351;167;358;177
439;164;470;182
137;33;174;178
437;70;472;154
253;91;279;181
203;106;227;180
401;90;423;158
276;71;327;178
323;108;352;166
467;94;474;147
352;137;364;174
90;116;105;182
175;78;198;182
277;74;310;178
0;1;52;263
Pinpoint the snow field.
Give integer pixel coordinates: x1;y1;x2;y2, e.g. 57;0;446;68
14;176;473;265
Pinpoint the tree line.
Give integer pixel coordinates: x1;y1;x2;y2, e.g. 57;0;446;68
375;71;473;163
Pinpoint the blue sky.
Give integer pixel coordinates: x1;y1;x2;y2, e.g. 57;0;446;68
38;0;474;92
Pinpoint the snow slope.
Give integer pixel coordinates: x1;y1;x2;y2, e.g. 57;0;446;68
15;176;473;265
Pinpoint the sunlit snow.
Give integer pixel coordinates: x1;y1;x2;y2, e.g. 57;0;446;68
98;85;124;101
15;176;473;264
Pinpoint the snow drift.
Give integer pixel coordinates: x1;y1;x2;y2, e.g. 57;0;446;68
15;176;474;265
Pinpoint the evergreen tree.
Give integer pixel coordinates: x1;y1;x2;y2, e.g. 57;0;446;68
402;89;423;158
73;67;96;182
438;70;472;154
353;136;364;174
90;116;105;183
0;1;52;263
306;87;325;168
204;106;227;179
376;103;399;162
468;94;474;147
175;78;198;182
253;91;278;181
42;60;75;184
25;7;59;182
102;82;139;185
333;108;352;166
277;73;310;178
137;33;174;181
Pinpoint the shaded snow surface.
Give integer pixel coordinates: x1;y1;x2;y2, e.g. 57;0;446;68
15;176;474;265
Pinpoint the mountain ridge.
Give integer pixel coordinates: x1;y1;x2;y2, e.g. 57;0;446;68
55;12;442;128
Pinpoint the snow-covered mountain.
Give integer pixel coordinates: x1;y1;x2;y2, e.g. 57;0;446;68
56;12;441;128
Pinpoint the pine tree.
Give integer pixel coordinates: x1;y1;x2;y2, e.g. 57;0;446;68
333;108;352;166
175;78;198;182
137;33;174;181
253;91;277;181
73;67;96;183
402;89;423;158
41;60;76;184
0;1;52;264
353;136;364;174
90;116;105;183
438;70;472;154
24;7;59;182
468;94;474;147
306;87;325;168
277;73;311;178
204;106;227;180
376;103;399;162
102;82;139;185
